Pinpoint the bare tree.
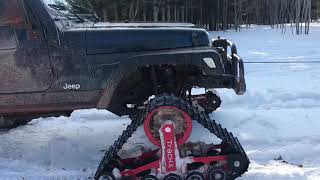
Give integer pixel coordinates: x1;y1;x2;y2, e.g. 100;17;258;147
89;0;316;34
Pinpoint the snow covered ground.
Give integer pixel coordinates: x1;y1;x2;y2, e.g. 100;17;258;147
1;24;320;180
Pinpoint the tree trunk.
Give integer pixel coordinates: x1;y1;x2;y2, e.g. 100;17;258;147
173;5;176;22
153;0;159;22
102;7;108;21
113;1;119;21
161;5;166;21
167;4;171;21
181;7;185;22
234;0;238;31
143;7;147;21
223;0;228;30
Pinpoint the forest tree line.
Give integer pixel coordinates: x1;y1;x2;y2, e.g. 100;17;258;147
89;0;320;34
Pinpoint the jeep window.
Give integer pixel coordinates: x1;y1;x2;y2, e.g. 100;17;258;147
0;27;16;50
42;0;98;22
0;0;27;26
0;0;26;49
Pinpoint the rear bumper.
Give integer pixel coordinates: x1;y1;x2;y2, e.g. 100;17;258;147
232;53;246;95
187;40;246;95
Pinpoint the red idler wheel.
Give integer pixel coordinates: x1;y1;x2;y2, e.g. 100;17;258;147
144;106;192;147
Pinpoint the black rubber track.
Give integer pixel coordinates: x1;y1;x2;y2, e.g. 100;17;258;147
94;94;249;180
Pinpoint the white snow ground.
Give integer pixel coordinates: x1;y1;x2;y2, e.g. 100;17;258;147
1;24;320;180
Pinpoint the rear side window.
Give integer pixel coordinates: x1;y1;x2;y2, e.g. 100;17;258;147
0;0;28;49
0;0;26;26
0;27;16;50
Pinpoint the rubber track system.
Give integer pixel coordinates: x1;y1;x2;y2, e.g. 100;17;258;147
94;94;249;180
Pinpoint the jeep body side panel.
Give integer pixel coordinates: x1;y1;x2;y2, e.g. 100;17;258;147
0;46;226;115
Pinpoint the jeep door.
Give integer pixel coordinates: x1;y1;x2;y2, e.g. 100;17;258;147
0;0;52;94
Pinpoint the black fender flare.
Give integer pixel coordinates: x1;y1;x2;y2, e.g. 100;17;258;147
96;47;223;110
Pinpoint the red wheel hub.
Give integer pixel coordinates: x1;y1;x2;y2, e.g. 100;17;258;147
144;106;192;146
